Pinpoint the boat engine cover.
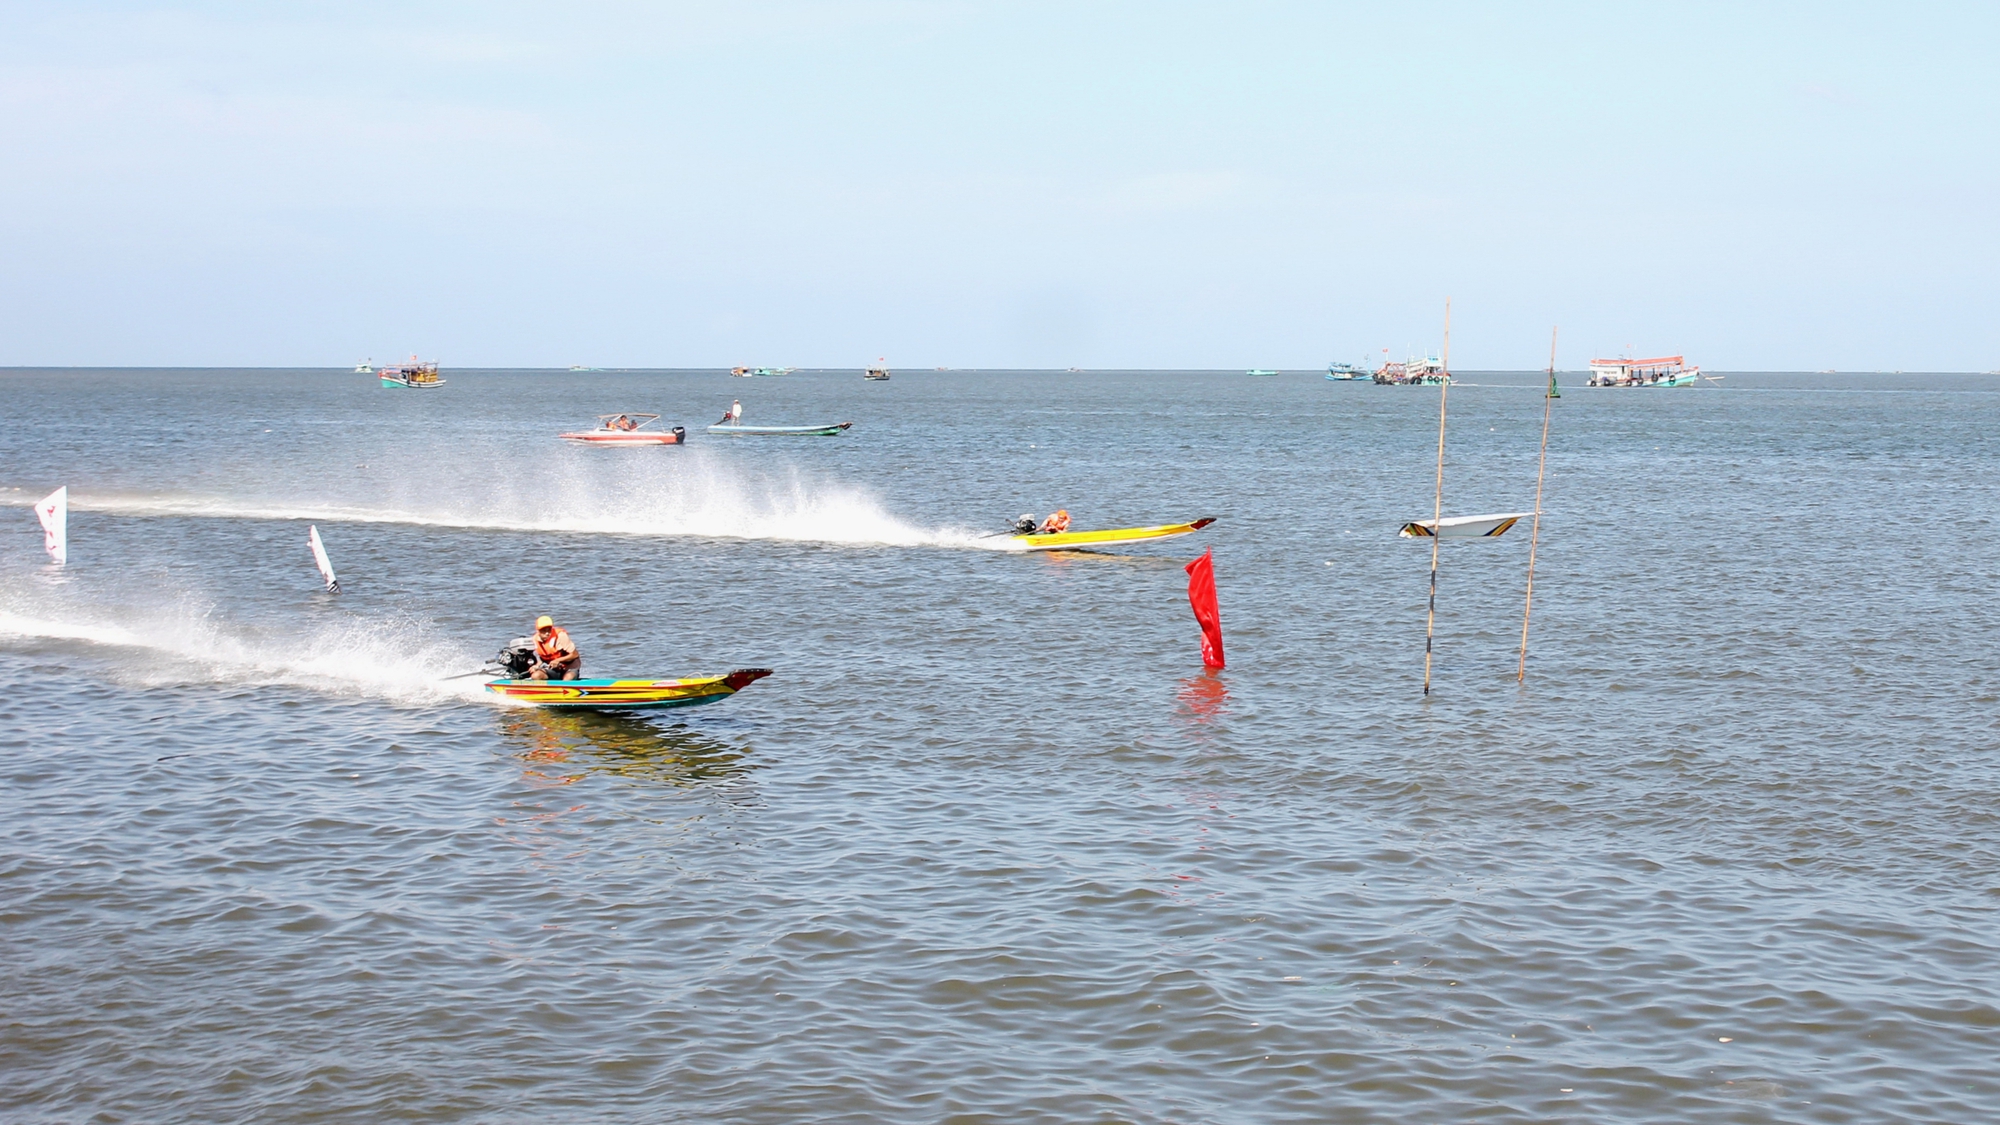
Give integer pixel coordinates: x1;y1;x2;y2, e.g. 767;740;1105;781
494;637;539;677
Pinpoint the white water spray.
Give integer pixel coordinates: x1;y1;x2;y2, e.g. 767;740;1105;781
9;459;1002;550
0;587;489;708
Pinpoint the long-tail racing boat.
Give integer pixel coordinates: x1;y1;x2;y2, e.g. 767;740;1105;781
1586;355;1699;387
1010;517;1216;552
1399;512;1533;538
487;668;773;711
707;421;852;436
380;356;444;388
559;413;686;445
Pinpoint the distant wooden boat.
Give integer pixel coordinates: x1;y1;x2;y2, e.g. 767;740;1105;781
1246;369;1280;376
354;358;373;374
1326;362;1369;380
865;359;890;381
379;357;443;388
1587;355;1699;387
1375;356;1451;385
1400;512;1533;538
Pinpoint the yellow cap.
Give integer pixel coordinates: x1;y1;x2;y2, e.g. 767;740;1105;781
535;615;554;629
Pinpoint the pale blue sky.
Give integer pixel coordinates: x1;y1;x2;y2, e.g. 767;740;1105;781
1;2;1993;370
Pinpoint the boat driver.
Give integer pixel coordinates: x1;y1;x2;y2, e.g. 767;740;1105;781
1038;509;1071;534
528;615;582;681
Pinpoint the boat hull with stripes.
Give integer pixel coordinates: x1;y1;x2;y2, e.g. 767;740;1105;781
485;668;772;710
707;422;852;436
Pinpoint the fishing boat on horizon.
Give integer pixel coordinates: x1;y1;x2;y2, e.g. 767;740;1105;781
864;359;891;381
1587;355;1699;387
1374;356;1452;385
1326;361;1370;380
379;357;443;388
1246;368;1280;376
354;358;373;374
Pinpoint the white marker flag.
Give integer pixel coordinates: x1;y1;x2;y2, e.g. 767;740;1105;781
35;486;66;565
308;524;340;593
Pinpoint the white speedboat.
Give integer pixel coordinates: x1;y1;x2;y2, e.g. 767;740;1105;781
1399;512;1534;538
559;414;686;445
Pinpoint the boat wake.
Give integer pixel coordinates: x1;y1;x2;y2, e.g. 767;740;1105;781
5;460;999;550
0;589;490;708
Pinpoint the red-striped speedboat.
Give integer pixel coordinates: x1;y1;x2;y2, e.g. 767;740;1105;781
559;413;686;445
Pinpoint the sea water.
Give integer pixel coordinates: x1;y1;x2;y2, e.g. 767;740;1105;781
3;368;1997;1122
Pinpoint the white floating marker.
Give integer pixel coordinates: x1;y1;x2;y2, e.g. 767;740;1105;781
35;486;66;566
308;524;340;593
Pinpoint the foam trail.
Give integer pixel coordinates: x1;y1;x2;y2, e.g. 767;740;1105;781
5;459;1007;549
0;595;492;708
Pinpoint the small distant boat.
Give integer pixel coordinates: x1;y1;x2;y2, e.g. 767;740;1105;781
707;421;853;436
568;364;601;372
864;359;891;381
560;413;686;445
379;357;444;388
1399;512;1533;538
1374;357;1452;385
354;358;373;374
730;366;754;377
1009;517;1216;552
1587;355;1699;387
1326;362;1370;380
1246;369;1280;376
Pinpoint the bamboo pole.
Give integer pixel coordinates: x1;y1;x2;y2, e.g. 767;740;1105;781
1517;326;1558;682
1423;299;1451;697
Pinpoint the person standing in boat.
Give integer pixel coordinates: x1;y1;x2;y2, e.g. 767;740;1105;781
717;399;742;426
528;615;582;681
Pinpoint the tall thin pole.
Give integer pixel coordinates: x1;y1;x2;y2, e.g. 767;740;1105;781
1423;298;1451;697
1518;326;1558;682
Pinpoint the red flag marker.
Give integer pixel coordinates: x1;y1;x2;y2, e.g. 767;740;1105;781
1184;547;1225;669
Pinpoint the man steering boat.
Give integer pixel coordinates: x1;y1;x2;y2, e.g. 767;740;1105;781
527;615;582;680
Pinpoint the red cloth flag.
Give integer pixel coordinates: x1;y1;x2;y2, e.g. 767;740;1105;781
1184;548;1225;669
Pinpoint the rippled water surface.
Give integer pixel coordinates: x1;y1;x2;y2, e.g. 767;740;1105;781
4;367;1999;1123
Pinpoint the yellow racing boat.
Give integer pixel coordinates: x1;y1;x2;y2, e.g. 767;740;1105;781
1008;517;1215;552
486;669;772;710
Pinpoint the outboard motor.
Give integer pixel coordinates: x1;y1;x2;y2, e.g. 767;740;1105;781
672;425;687;444
1011;514;1039;535
492;637;539;679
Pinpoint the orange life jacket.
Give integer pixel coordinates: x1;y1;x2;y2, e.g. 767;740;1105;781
535;627;576;663
1042;510;1070;533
